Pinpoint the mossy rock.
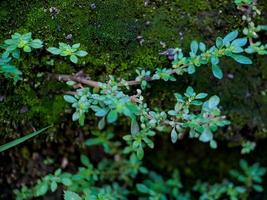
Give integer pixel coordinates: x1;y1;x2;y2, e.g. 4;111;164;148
0;0;267;139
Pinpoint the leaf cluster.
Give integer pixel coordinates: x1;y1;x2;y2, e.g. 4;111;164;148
47;43;88;64
0;32;43;82
14;144;266;200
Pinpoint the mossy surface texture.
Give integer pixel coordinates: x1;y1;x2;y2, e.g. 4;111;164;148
0;0;266;135
0;0;267;198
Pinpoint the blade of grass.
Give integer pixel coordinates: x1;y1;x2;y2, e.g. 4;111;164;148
0;125;52;152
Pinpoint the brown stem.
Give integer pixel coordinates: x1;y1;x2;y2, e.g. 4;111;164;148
126;76;153;86
55;69;178;88
65;91;77;95
249;37;254;45
54;74;100;88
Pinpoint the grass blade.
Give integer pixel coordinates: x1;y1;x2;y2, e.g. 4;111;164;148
0;125;52;152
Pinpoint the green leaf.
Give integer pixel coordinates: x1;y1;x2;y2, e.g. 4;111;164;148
80;154;91;167
199;128;213;142
143;138;154;148
258;25;267;31
11;32;21;39
235;186;246;193
239;159;248;170
70;55;78;64
23;46;31;53
231;38;247;47
95;109;108;117
136;147;144;159
253;185;264;192
66;81;76;86
79;114;85;126
61;178;72;186
55;169;62;176
76;50;88;57
72;112;80;121
223;30;238;44
22;32;32;41
127;103;139;114
210;140;218;149
98;117;106;130
232;46;244;53
61;51;70;57
188;65;196;74
211;56;219;65
216;37;224;48
208;95;220;109
30;39;43;48
230;54;252;64
72;43;80;49
195;93;208;99
199;42;206;52
4;39;15;45
59;42;69;49
0;126;52;152
131;119;140;135
123;135;132;141
50;181;58;192
245;46;255;54
133;141;140;149
2;51;10;59
191;100;203;106
63;95;77;103
47;47;61;55
212;64;223;79
171;128;178;143
12;50;20;59
186;86;195;97
107;110;118;123
85;138;102;146
1;64;22;77
136;184;150;193
190;40;198;54
6;45;17;52
64;191;82;200
168;110;177;116
36;182;48;196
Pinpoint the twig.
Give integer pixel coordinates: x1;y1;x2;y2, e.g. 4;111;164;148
54;73;100;88
55;69;178;88
249;37;254;45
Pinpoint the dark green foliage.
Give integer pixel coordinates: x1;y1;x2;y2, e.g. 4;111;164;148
13;133;266;199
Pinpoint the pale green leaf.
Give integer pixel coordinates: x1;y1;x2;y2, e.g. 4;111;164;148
231;54;252;64
70;55;78;64
212;64;223;79
107;110;118;123
64;95;77;103
64;191;82;200
0;126;52;152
